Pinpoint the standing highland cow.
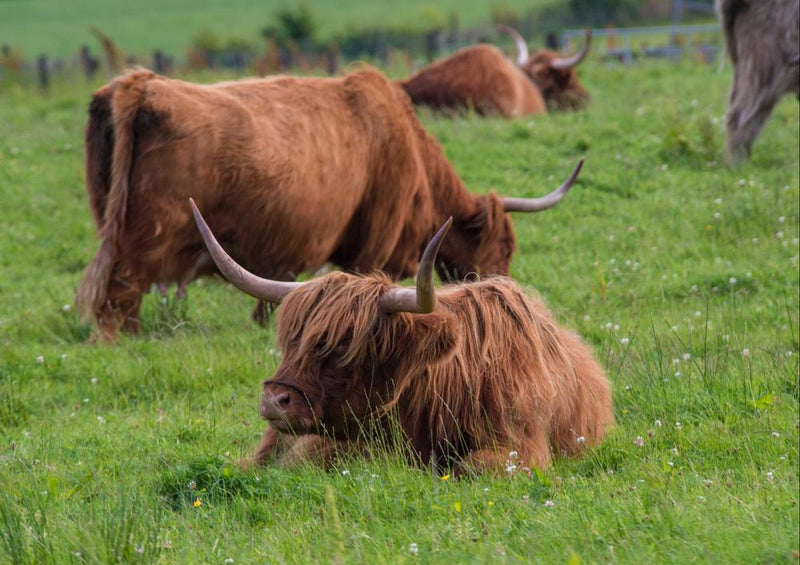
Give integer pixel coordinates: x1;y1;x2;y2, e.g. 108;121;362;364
716;0;799;162
76;67;583;341
191;201;614;474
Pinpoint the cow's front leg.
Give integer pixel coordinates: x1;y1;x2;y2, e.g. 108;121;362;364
240;426;281;469
251;299;276;326
455;434;552;477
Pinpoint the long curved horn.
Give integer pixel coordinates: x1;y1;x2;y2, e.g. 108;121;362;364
496;24;529;66
379;217;452;314
502;158;584;213
189;198;302;303
550;29;592;70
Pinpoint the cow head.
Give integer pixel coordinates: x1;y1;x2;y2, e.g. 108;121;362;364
190;199;458;438
498;26;592;111
436;158;584;281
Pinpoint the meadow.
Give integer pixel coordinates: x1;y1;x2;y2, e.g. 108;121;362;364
0;51;798;563
0;0;556;60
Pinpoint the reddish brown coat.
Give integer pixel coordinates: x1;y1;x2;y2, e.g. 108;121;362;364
399;45;546;117
248;272;614;475
77;68;565;341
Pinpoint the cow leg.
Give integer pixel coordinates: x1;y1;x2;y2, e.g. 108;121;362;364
455;434;552;477
251;300;276;326
725;65;782;162
95;275;148;342
241;426;280;468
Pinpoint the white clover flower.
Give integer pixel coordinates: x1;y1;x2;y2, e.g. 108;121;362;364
694;311;702;318
506;464;517;474
729;277;737;285
742;348;750;358
409;543;419;555
634;436;644;447
62;304;71;312
682;353;692;361
620;337;629;345
675;422;683;430
225;559;234;564
36;356;44;364
771;431;780;438
341;469;350;476
576;436;586;445
97;416;105;424
91;377;98;385
654;419;662;428
544;500;554;507
508;450;518;460
671;447;680;456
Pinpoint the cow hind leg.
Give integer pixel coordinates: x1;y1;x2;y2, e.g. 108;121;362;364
725;67;782;163
95;276;147;342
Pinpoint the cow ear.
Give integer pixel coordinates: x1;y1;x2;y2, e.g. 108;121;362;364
398;312;459;366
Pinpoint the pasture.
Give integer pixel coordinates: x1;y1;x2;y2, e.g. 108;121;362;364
0;56;798;563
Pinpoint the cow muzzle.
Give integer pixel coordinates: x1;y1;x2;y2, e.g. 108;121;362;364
260;390;293;422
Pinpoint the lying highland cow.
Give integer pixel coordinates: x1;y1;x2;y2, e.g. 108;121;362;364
191;200;613;474
399;26;591;117
497;26;592;112
715;0;799;162
76;67;583;341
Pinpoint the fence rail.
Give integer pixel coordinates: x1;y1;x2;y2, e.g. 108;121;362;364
562;23;721;65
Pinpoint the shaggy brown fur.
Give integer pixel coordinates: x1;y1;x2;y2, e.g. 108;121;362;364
715;0;799;162
399;45;546;117
520;50;591;112
250;272;613;475
76;67;551;341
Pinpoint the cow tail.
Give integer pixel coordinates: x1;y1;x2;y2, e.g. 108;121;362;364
716;0;747;63
76;70;153;321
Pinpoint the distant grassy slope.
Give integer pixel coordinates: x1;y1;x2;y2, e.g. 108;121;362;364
0;0;555;59
0;57;797;564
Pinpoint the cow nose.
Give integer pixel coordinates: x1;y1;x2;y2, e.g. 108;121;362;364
261;391;291;420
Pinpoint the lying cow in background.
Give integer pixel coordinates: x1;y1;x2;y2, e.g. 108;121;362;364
76;67;584;341
399;43;548;117
715;0;799;162
497;26;592;112
399;27;591;117
191;201;614;474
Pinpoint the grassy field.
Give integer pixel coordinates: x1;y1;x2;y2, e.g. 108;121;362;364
0;53;798;564
0;0;556;60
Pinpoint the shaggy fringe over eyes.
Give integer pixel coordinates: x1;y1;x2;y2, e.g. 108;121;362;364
278;272;399;371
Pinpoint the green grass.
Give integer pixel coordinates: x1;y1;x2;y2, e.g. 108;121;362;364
0;0;556;59
0;56;798;563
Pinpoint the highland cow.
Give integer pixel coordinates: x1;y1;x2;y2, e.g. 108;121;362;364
497;26;592;112
399;44;548;117
399;27;591;117
76;67;583;341
191;200;614;475
715;0;799;162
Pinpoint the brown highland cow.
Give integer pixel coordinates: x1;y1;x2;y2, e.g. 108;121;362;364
191;200;614;475
76;67;584;341
399;27;591;117
399;44;548;117
497;26;592;112
715;0;799;162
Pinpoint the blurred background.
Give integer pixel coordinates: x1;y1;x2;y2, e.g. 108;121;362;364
1;0;719;90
